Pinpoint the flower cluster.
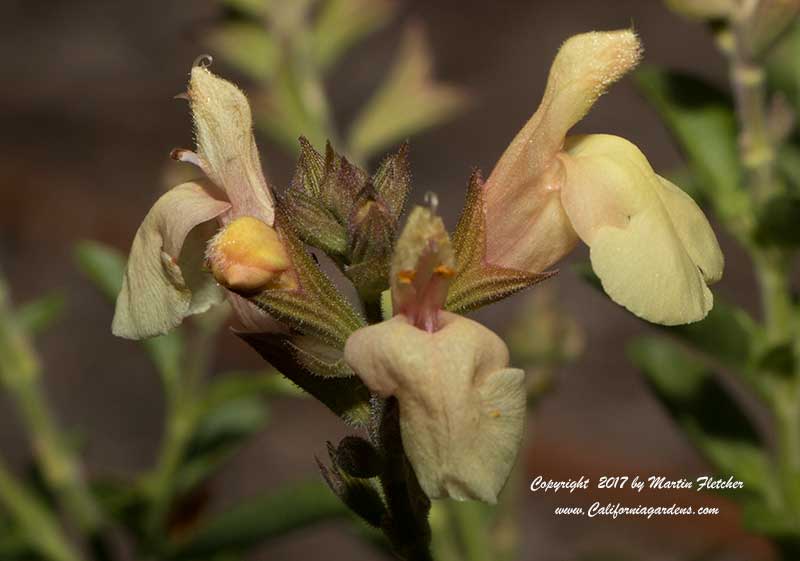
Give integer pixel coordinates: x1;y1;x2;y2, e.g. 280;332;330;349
113;30;722;506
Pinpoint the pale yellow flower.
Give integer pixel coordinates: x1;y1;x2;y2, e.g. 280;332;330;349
344;207;526;503
483;30;723;325
113;63;291;339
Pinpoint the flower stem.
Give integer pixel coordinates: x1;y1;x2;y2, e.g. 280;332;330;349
0;278;102;537
727;12;800;537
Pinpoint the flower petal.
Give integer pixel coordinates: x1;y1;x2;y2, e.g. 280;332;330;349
655;176;724;284
344;312;526;503
390;206;455;331
484;30;641;272
112;182;231;339
189;66;275;225
559;134;722;325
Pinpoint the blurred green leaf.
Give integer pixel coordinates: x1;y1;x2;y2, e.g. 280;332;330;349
176;397;268;495
757;341;796;378
257;58;331;153
209;23;278;82
348;25;468;161
187;397;267;459
700;439;779;503
74;240;125;300
73;240;183;381
754;192;800;247
16;293;65;336
778;143;800;188
629;337;760;445
635;66;747;219
168;481;348;558
667;298;759;373
313;0;397;71
767;21;800;113
221;0;269;18
0;531;33;561
203;371;304;410
743;500;800;538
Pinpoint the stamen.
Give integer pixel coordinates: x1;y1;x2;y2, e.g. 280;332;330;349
397;270;417;284
170;148;203;168
434;265;455;278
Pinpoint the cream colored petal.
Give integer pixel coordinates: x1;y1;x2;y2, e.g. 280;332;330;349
344;312;525;503
112;182;231;339
189;66;275;225
559;134;721;325
484;30;641;272
655;177;724;284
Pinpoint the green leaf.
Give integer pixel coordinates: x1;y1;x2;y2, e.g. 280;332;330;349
167;481;348;558
313;0;397;71
629;337;760;446
16;293;65;335
73;240;184;381
635;66;747;221
209;23;278;82
754;192;800;247
348;25;468;161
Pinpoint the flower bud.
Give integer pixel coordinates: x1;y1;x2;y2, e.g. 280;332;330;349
206;216;295;294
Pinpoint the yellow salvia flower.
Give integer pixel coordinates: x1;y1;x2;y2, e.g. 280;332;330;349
483;29;723;325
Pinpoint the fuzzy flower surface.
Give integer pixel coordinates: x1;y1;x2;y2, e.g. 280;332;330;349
483;30;724;325
113;62;293;339
344;207;526;503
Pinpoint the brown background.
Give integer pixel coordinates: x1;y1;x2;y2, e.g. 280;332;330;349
0;1;766;560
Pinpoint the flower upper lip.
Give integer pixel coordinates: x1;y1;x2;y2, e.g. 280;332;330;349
112;63;285;339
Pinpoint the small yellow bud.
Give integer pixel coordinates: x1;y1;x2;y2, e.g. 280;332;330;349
207;216;295;294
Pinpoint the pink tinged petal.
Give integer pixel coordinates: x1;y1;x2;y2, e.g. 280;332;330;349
188;66;275;225
390;206;455;331
484;30;641;272
559;134;723;325
112;182;232;339
227;293;285;334
344;312;526;503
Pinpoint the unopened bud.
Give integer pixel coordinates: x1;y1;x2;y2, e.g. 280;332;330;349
207;216;295;294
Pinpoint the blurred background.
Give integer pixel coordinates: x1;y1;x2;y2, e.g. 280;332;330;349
0;0;768;560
